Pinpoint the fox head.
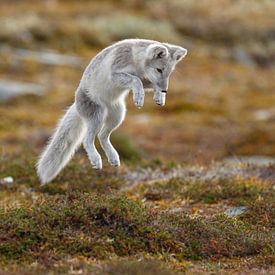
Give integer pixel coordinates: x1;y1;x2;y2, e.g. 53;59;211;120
143;43;187;92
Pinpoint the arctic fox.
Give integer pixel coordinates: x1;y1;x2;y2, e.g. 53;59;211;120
37;39;187;184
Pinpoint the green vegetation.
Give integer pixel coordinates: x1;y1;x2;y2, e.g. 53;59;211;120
0;0;274;273
137;177;268;204
0;151;273;273
0;193;272;263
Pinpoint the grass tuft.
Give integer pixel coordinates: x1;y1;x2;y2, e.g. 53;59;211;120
0;193;271;264
140;177;267;204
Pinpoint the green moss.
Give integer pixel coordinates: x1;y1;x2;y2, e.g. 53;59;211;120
40;162;125;195
0;193;270;264
0;0;274;273
162;213;266;260
0;258;180;275
0;152;37;188
96;259;179;275
184;178;263;204
141;177;266;204
0;194;176;262
0;150;125;194
241;196;275;227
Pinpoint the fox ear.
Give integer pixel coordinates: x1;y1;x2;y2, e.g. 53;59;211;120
147;44;168;59
170;46;187;61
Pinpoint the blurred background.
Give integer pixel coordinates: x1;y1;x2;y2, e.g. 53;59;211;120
1;0;275;167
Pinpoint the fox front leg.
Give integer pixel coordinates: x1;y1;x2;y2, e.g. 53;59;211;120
112;72;145;108
153;90;166;106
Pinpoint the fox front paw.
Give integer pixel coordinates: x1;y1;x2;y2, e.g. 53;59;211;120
154;91;166;106
133;92;145;108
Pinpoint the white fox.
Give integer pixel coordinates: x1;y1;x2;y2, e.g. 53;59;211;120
37;39;187;184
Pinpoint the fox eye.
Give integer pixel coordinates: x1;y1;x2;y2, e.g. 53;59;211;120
156;68;163;73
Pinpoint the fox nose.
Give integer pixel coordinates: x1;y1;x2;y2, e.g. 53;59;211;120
161;90;167;94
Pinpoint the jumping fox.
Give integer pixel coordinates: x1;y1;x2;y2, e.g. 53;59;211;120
37;39;187;184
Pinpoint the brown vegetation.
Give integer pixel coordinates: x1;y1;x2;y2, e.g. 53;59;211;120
0;0;274;273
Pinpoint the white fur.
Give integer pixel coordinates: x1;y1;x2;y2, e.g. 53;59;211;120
37;39;187;184
36;103;86;184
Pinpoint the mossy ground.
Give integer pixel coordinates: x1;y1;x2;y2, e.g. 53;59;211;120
0;152;274;274
0;0;275;274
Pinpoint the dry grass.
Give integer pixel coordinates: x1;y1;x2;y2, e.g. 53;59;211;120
0;0;274;273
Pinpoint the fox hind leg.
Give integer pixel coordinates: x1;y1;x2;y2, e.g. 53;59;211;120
83;107;105;169
77;91;105;169
98;102;126;166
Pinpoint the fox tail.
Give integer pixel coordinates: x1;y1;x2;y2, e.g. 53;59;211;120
36;103;86;184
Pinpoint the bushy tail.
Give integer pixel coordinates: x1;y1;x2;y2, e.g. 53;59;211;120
36;103;86;184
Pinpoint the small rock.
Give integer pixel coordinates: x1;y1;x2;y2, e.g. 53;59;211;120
168;207;183;214
14;49;83;67
224;206;247;217
232;47;256;68
0;176;14;187
0;79;46;102
24;187;34;194
254;109;275;121
224;156;275;166
134;114;150;124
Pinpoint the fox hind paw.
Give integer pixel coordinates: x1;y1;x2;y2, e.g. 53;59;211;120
108;153;120;167
90;156;102;169
109;159;120;167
